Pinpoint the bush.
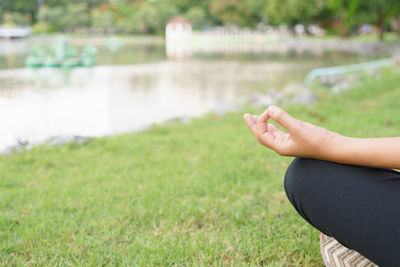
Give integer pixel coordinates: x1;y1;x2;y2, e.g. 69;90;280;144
32;22;58;34
185;6;208;29
38;6;63;31
91;9;115;30
38;3;89;32
2;12;31;26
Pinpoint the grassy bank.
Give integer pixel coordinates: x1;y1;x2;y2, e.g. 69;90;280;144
1;69;400;266
309;32;400;43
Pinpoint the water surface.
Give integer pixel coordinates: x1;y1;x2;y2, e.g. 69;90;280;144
0;38;378;151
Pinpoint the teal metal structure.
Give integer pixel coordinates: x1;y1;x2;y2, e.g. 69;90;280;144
305;57;397;87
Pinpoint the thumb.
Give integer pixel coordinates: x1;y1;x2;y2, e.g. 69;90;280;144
266;105;299;133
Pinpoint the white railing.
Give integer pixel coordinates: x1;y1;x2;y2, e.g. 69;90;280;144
166;27;292;43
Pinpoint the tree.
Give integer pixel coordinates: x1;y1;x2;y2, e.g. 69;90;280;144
91;9;115;30
134;1;178;34
38;5;64;31
38;3;89;31
209;0;263;26
1;0;37;22
185;6;207;29
2;12;31;26
264;0;323;26
2;0;398;37
366;0;400;41
62;3;90;30
327;0;400;41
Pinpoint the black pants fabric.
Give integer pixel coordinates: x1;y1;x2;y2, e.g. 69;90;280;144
284;158;400;267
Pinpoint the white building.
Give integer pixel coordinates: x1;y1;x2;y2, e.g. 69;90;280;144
165;17;192;41
165;17;328;59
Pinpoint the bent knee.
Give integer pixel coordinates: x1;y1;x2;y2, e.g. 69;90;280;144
284;157;330;201
284;158;315;191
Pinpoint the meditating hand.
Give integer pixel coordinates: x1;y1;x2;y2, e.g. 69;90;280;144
243;105;340;159
243;105;400;169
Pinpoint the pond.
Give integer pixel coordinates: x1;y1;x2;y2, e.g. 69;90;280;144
0;37;383;152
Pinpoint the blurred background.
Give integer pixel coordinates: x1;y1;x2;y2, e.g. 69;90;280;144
2;1;400;265
1;0;400;152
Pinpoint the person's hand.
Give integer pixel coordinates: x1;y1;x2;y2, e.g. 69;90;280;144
243;105;341;158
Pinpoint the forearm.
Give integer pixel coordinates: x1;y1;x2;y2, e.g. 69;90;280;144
244;106;400;169
327;135;400;169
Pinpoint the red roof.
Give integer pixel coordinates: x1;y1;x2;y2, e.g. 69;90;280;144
167;17;191;25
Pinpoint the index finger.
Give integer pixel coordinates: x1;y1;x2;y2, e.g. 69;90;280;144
256;110;271;135
243;113;257;135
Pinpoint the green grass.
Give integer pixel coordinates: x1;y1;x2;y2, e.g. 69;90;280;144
350;32;399;43
1;69;400;266
308;32;400;43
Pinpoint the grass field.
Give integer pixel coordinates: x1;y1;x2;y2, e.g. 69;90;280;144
1;68;400;266
309;32;400;43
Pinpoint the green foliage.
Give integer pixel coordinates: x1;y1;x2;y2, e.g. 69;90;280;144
96;0;179;34
38;6;63;31
62;3;90;30
264;0;324;25
185;6;207;29
129;1;178;34
1;69;400;265
1;0;400;38
0;0;37;19
2;12;31;26
91;9;115;30
38;3;89;31
209;0;259;26
326;0;400;39
32;22;58;34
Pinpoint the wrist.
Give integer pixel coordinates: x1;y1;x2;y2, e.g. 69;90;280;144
325;132;351;163
319;131;348;162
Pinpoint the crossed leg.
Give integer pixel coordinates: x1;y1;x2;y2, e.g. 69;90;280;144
284;158;400;266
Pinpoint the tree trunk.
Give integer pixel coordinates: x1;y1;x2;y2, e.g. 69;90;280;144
376;8;385;42
391;17;400;38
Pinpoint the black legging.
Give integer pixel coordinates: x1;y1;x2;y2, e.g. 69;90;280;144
284;158;400;267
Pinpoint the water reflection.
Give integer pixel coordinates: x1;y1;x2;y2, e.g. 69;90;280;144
0;39;166;69
0;60;319;151
0;38;369;70
0;37;379;152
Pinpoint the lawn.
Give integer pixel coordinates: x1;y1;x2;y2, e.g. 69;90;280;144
308;32;400;43
1;68;400;266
